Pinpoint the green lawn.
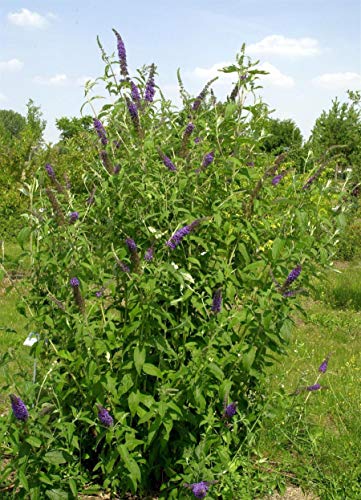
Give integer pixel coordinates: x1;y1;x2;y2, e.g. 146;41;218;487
257;261;361;498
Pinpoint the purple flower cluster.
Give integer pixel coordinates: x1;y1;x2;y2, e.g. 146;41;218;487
95;287;105;298
145;64;156;102
45;163;56;179
127;100;138;120
126;238;137;253
113;164;121;175
144;247;154;261
70;277;80;288
131;81;141;104
194;137;201;144
202;152;214;168
318;354;330;374
93;118;108;146
272;170;288;186
184;481;216;499
162;154;176;172
211;288;222;314
97;404;114;427
185;122;195;136
306;383;321;392
10;394;29;421
284;265;302;288
69;211;79;223
112;29;128;77
224;401;237;418
166;220;200;250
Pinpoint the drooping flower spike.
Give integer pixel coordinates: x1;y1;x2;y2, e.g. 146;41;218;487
166;220;200;250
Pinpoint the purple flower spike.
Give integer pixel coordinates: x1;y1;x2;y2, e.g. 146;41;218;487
144;247;154;261
145;64;156;102
112;29;128;77
69;211;79;223
224;402;237;418
45;163;56;179
211;288;222;314
97;404;114;427
306;383;321;392
126;238;137;253
246;161;254;167
318;355;330;374
194;137;201;144
284;265;302;288
10;394;29;421
70;277;80;288
162;154;176;172
166;220;200;250
93;118;108;146
114;164;121;175
202;152;214;168
131;81;141;104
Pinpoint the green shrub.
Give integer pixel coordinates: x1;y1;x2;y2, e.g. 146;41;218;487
0;32;348;498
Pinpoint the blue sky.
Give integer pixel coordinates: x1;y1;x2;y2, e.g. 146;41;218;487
0;0;360;142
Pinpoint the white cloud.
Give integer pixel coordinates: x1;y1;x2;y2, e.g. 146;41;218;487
33;74;69;86
7;8;49;28
259;62;295;88
312;72;361;89
0;58;24;72
192;62;233;81
189;60;294;89
247;35;322;57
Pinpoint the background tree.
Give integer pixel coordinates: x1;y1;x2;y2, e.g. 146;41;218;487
308;92;361;182
0;100;46;240
261;117;303;154
0;109;26;140
56;115;93;141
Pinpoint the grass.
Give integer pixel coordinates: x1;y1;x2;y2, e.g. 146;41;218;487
0;241;31;411
257;262;361;498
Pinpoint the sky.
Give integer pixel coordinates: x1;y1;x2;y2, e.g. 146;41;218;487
0;0;360;142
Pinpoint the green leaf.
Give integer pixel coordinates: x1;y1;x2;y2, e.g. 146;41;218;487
242;346;257;371
25;436;42;448
46;489;69;500
143;363;162;378
18;467;29;491
134;345;146;375
44;450;67;465
128;391;140;417
207;362;224;381
69;479;78;497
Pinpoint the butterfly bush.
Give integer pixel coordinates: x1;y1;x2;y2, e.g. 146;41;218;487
3;28;347;500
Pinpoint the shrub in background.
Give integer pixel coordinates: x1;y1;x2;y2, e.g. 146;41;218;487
0;31;350;499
